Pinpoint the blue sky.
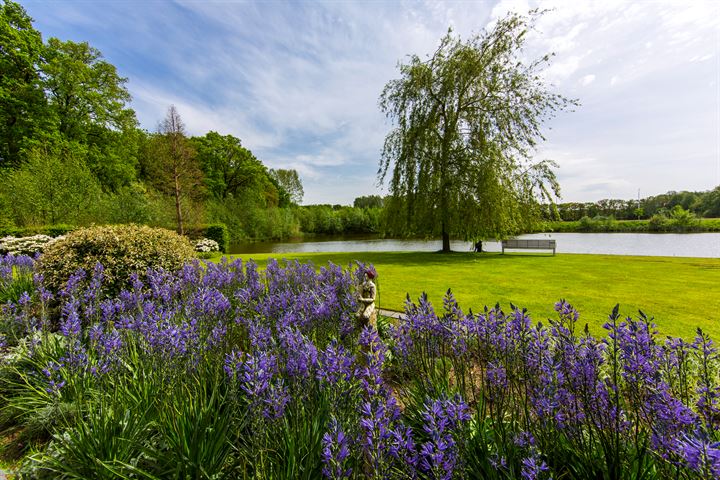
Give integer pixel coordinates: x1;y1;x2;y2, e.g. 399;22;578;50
21;0;720;205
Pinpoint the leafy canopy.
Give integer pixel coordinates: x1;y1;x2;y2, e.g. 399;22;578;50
192;131;268;201
379;11;576;250
269;168;304;205
0;0;48;167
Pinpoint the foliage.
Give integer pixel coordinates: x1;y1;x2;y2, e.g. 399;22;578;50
697;186;720;218
270;168;304;204
186;223;231;253
353;195;384;209
379;11;575;251
0;225;74;238
37;224;195;295
554;186;720;221
577;215;618;232
538;217;720;234
0;258;719;478
0;141;103;226
296;205;382;235
42;37;136;140
192;131;270;201
0;0;49;168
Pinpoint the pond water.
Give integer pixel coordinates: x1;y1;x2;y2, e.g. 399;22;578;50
230;232;720;258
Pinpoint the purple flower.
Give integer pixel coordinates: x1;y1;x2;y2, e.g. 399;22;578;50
59;297;82;337
521;453;550;480
418;395;471;479
278;327;318;381
42;361;66;395
317;340;355;386
322;417;352;479
676;432;720;478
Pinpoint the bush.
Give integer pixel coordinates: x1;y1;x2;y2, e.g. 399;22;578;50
38;225;195;294
648;213;670;232
202;223;230;253
186;223;230;253
0;235;64;256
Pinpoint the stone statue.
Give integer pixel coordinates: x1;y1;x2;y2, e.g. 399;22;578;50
358;269;377;330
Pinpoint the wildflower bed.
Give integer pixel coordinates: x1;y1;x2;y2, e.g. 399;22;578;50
0;253;718;478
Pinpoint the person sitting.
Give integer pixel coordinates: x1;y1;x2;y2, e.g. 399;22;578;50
474;240;483;252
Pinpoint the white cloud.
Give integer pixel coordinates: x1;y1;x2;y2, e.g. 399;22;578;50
579;74;596;86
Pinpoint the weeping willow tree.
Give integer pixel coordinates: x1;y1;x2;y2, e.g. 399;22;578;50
379;11;576;252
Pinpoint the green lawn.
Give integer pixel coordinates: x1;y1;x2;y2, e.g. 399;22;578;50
208;251;720;340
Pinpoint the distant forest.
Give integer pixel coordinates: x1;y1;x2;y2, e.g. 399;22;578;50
552;188;720;221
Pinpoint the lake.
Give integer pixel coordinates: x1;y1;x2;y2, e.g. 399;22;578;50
231;232;720;258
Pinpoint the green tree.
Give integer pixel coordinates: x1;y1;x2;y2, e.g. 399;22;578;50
192;131;267;200
269;168;304;204
354;195;384;209
379;12;575;252
0;0;49;167
698;186;720;218
145;106;203;235
42;37;136;140
1;141;102;225
40;37;140;191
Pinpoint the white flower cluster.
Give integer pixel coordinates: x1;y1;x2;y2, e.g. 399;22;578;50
0;235;65;256
194;238;220;253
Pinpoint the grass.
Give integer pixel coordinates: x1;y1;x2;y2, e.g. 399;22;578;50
209;251;720;340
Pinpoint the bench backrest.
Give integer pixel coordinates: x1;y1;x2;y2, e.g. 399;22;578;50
502;239;556;248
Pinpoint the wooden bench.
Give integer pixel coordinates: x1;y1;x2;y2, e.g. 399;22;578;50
502;239;556;255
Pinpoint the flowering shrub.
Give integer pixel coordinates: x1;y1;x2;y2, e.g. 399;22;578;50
194;237;220;253
0;257;717;479
38;224;195;294
0;234;64;256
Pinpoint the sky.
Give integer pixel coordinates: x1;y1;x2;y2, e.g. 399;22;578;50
20;0;720;205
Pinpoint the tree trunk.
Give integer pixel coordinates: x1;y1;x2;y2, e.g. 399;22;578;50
442;228;450;252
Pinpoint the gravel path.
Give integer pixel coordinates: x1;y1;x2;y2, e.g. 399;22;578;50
378;308;405;320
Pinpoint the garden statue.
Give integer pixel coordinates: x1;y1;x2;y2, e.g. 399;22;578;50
357;269;377;330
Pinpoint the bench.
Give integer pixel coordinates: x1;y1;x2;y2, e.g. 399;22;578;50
502;239;556;255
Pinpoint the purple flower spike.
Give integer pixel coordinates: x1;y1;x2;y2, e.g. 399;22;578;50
322;417;352;479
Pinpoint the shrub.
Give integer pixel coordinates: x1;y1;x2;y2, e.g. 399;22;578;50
37;225;195;294
194;238;220;253
0;235;64;256
648;213;670;232
186;223;230;253
202;223;230;253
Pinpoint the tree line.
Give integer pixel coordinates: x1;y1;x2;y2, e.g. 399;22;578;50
552;188;720;221
0;1;355;242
